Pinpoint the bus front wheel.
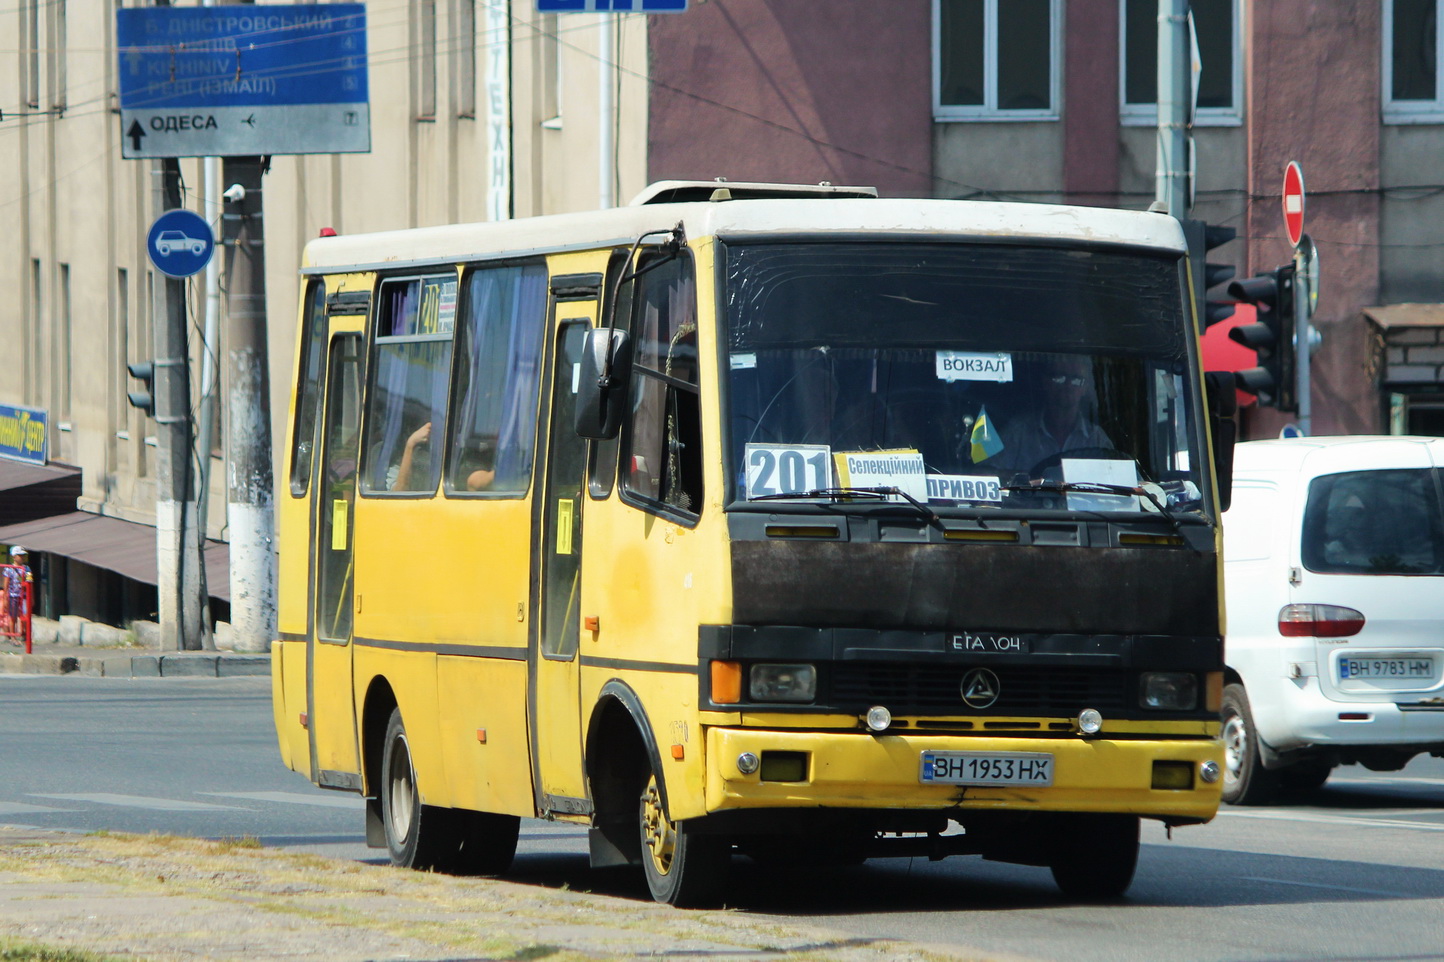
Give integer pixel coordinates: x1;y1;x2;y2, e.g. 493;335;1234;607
638;770;728;906
1048;813;1139;900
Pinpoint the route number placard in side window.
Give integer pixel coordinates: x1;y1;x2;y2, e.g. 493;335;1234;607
745;443;832;499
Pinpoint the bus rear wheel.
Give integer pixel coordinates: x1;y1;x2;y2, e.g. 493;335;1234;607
1048;813;1139;900
381;707;519;874
638;770;728;907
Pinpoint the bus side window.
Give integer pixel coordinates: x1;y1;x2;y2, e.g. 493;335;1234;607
361;276;456;495
620;251;703;519
288;281;328;497
444;263;549;496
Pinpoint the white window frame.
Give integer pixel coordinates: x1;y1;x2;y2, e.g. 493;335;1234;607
1384;0;1444;123
1118;0;1242;127
932;0;1062;122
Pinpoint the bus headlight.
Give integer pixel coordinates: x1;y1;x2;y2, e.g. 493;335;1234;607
749;664;817;703
1140;672;1198;710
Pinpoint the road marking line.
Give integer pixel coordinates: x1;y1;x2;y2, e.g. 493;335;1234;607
1240;876;1412;899
199;791;364;809
0;802;82;815
31;793;247;812
1330;776;1444;787
1219;810;1444;832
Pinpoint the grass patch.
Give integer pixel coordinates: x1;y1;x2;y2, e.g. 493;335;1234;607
0;939;121;962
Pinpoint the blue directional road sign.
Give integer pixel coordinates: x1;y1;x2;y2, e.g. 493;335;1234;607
117;4;369;159
537;0;687;10
147;210;215;279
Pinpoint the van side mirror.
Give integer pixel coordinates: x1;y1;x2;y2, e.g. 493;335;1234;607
1203;371;1237;513
575;328;633;440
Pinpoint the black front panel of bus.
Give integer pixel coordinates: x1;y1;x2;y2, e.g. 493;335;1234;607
727;537;1218;637
699;625;1222;721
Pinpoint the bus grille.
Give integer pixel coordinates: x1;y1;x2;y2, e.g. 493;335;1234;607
829;663;1130;715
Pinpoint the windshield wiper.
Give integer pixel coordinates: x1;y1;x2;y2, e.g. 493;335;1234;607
750;486;943;528
1002;479;1196;548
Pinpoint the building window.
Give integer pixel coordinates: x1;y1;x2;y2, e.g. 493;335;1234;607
1120;0;1240;126
416;0;438;120
24;0;39;108
933;0;1060;121
1385;0;1444;122
455;0;477;119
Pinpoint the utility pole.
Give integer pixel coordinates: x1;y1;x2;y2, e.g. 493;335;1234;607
221;156;276;653
1155;0;1190;218
151;158;204;650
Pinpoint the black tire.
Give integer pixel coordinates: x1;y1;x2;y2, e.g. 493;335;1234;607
638;770;729;907
450;809;520;877
1220;683;1279;805
1277;761;1333;794
381;707;518;874
1048;813;1140;900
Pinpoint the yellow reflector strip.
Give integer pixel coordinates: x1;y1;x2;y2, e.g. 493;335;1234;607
1204;671;1223;713
943;528;1018;542
1120;533;1185;546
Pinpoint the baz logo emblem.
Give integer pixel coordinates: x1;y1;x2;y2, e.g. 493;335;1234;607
960;668;1001;709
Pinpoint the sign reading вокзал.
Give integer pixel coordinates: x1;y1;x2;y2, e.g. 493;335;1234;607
117;4;369;159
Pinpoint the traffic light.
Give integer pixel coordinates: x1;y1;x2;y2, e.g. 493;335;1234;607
1227;265;1297;412
126;360;155;416
1182;219;1237;328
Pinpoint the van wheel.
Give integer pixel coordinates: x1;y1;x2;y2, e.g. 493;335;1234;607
381;707;461;871
1048;814;1139;900
638;770;728;906
1221;684;1278;805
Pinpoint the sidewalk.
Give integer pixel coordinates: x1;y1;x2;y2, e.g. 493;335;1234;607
0;617;267;678
0;826;990;962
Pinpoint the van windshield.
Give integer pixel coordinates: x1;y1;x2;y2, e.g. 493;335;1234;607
1302;469;1444;575
721;241;1208;516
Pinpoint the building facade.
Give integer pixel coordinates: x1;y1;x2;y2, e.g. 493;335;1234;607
2;0;1442;630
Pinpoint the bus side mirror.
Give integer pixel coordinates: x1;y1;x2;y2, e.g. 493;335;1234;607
575;328;633;440
1203;371;1237;513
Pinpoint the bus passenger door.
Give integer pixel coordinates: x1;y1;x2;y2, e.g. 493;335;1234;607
530;317;591;814
309;333;363;783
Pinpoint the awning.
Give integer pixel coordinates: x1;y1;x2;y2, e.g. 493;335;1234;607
0;459;82;526
1363;303;1444;329
1200;304;1259;407
0;511;230;602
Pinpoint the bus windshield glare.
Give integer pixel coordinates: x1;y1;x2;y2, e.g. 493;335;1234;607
723;242;1208;516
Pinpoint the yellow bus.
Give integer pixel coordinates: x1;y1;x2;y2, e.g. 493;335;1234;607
272;181;1233;906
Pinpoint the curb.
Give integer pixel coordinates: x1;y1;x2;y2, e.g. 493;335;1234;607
2;648;269;678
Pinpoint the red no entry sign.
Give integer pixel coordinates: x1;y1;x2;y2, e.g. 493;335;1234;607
1283;161;1305;248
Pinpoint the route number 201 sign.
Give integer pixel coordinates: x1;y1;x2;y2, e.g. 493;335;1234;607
745;443;832;499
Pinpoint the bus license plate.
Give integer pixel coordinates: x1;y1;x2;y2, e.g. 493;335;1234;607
1339;657;1436;680
920;751;1053;786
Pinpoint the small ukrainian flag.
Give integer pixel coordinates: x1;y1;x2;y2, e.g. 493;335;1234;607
970;406;1005;463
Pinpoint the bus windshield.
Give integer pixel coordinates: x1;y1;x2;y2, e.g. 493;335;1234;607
723;241;1208;517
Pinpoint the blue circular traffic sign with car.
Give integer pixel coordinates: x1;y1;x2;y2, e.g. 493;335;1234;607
147;208;214;278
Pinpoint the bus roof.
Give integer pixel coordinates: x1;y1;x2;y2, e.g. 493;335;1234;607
300;192;1187;275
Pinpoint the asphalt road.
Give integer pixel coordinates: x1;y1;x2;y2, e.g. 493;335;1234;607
2;674;1442;962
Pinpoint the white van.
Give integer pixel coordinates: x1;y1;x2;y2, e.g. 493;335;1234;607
1222;436;1444;804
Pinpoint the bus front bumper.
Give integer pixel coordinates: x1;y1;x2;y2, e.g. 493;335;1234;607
704;727;1222;822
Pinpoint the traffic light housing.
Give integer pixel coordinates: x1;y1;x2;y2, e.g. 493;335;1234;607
1182;219;1237;329
1227;265;1297;412
126;360;155;416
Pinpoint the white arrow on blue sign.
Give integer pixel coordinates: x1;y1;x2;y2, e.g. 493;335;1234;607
147;209;215;279
537;0;687;10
